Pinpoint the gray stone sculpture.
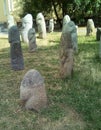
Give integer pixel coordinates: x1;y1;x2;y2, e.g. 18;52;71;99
48;19;54;33
96;28;101;41
60;30;74;78
28;28;37;52
36;13;46;39
8;25;24;70
20;69;47;112
86;19;95;36
7;15;15;29
99;39;101;58
62;15;70;31
63;21;78;53
76;25;78;34
21;14;33;43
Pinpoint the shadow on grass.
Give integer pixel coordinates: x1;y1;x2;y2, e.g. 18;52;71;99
0;35;101;130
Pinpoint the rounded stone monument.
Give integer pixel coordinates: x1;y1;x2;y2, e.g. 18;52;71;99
62;15;70;31
20;69;47;112
7;14;15;29
48;18;54;33
86;19;95;36
28;28;37;52
36;13;46;39
96;28;101;41
63;21;78;53
60;31;74;78
8;15;24;71
21;14;33;43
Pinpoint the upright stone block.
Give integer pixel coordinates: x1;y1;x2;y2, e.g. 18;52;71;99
36;13;46;39
28;28;37;52
63;21;78;53
62;15;70;31
20;69;47;112
8;25;24;70
7;15;15;29
99;37;101;58
21;14;33;43
96;28;101;41
48;19;54;33
60;22;74;78
86;19;95;36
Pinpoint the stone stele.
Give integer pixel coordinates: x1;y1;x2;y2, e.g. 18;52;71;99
36;13;46;39
86;19;95;36
63;21;78;53
48;18;54;33
21;14;33;43
7;14;15;29
60;21;75;78
96;28;101;41
20;69;47;112
62;15;70;31
99;37;101;58
28;28;37;52
8;25;24;70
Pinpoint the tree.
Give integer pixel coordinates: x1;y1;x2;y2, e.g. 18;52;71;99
21;0;101;27
73;0;101;25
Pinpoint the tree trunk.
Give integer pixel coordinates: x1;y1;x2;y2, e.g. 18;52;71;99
51;0;62;28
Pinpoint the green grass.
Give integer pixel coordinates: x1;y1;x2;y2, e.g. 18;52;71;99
0;30;101;130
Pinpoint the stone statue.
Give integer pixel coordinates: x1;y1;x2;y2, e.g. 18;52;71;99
20;69;47;112
8;25;24;70
62;15;70;31
96;28;101;41
21;14;33;43
99;39;101;58
48;19;54;33
60;32;74;78
28;28;37;52
7;15;15;29
36;13;46;39
86;19;95;36
63;21;78;53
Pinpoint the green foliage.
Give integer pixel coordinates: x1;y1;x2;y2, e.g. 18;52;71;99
41;104;65;120
21;0;101;26
21;0;52;18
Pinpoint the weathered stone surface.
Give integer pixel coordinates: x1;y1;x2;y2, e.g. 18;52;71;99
7;15;15;29
59;20;78;78
96;28;101;41
21;14;33;43
20;69;47;111
63;21;78;53
36;13;46;39
8;25;24;70
99;38;101;58
86;19;95;36
62;15;70;31
76;25;78;34
28;28;37;52
60;29;74;78
48;19;54;33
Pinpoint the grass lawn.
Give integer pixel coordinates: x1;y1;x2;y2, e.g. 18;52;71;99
0;28;101;130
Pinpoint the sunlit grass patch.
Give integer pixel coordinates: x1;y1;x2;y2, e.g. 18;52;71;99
0;29;100;130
